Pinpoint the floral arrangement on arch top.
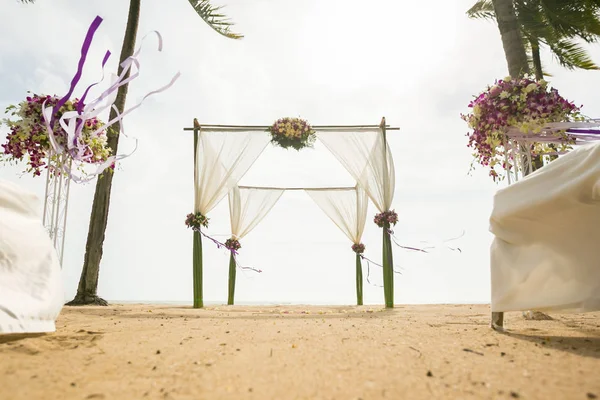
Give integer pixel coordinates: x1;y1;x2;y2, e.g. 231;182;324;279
268;117;316;150
461;76;585;181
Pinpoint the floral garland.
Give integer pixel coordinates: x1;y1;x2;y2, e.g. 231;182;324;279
225;238;242;252
374;210;398;228
185;212;209;230
461;77;583;181
352;243;365;254
268;117;316;150
1;94;112;177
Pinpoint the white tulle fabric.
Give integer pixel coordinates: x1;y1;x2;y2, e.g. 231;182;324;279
316;128;395;212
490;142;600;312
0;180;63;333
229;186;284;240
194;130;271;215
305;186;368;245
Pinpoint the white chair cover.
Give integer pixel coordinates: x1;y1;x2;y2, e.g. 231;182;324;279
490;142;600;312
0;180;63;333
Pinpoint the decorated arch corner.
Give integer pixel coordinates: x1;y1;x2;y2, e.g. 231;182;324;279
184;118;399;308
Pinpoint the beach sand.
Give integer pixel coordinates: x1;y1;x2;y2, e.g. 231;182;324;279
1;304;598;400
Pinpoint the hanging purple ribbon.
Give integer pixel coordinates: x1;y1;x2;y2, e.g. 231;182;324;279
41;15;181;183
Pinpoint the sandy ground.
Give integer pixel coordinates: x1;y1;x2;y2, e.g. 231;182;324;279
0;304;599;400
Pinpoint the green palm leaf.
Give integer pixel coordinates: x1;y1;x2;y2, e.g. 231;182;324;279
466;0;495;20
546;39;600;70
187;0;243;40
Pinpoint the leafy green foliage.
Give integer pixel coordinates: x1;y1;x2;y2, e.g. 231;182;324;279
187;0;243;39
467;0;600;74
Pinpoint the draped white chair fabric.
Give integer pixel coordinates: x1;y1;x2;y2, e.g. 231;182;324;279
490;142;600;313
0;180;63;333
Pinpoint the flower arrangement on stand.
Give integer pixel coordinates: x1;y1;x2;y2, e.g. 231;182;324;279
374;210;398;228
185;212;210;230
268;117;316;150
1;93;112;177
461;76;584;181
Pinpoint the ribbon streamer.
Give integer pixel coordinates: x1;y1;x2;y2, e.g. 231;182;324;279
192;228;262;274
360;254;403;288
42;15;180;183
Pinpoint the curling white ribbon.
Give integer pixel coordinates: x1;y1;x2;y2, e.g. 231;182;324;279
42;29;180;183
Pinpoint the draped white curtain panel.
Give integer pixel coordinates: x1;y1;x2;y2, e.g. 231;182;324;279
0;180;63;333
315;128;395;212
305;186;368;245
194;130;271;216
228;186;284;240
490;142;600;313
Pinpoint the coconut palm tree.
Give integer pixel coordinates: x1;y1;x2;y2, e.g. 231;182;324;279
20;0;242;305
468;0;600;80
69;0;242;305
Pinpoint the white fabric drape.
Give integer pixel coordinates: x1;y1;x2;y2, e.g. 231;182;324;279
194;130;271;215
316;128;395;212
229;186;284;240
490;142;600;313
305;186;368;244
0;180;63;333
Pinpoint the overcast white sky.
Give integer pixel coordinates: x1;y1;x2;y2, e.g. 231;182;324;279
2;0;599;305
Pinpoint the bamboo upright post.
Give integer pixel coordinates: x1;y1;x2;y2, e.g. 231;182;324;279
227;253;237;305
380;116;394;308
355;253;363;306
192;118;204;308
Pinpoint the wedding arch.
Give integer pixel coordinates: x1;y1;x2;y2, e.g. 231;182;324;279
183;117;399;308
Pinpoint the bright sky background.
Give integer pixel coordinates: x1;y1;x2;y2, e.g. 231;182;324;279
2;0;599;305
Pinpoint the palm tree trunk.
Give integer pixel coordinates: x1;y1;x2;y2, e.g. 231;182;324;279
491;0;530;77
66;0;141;306
530;38;544;80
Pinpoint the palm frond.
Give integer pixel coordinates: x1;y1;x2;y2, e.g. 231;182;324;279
187;0;243;40
466;0;495;20
546;38;600;70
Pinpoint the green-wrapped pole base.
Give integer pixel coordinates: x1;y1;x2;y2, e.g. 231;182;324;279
227;253;237;305
382;222;394;308
356;253;363;306
192;230;203;308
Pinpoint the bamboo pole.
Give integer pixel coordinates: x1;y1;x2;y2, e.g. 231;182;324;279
192;119;203;308
356;253;363;306
227;253;237;305
183;124;400;132
380;116;394;308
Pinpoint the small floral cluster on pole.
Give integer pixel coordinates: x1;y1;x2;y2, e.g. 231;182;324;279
225;238;242;252
374;210;398;228
351;243;365;254
185;212;209;230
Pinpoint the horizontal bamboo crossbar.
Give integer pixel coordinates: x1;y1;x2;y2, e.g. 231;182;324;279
183;124;400;132
237;186;357;191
